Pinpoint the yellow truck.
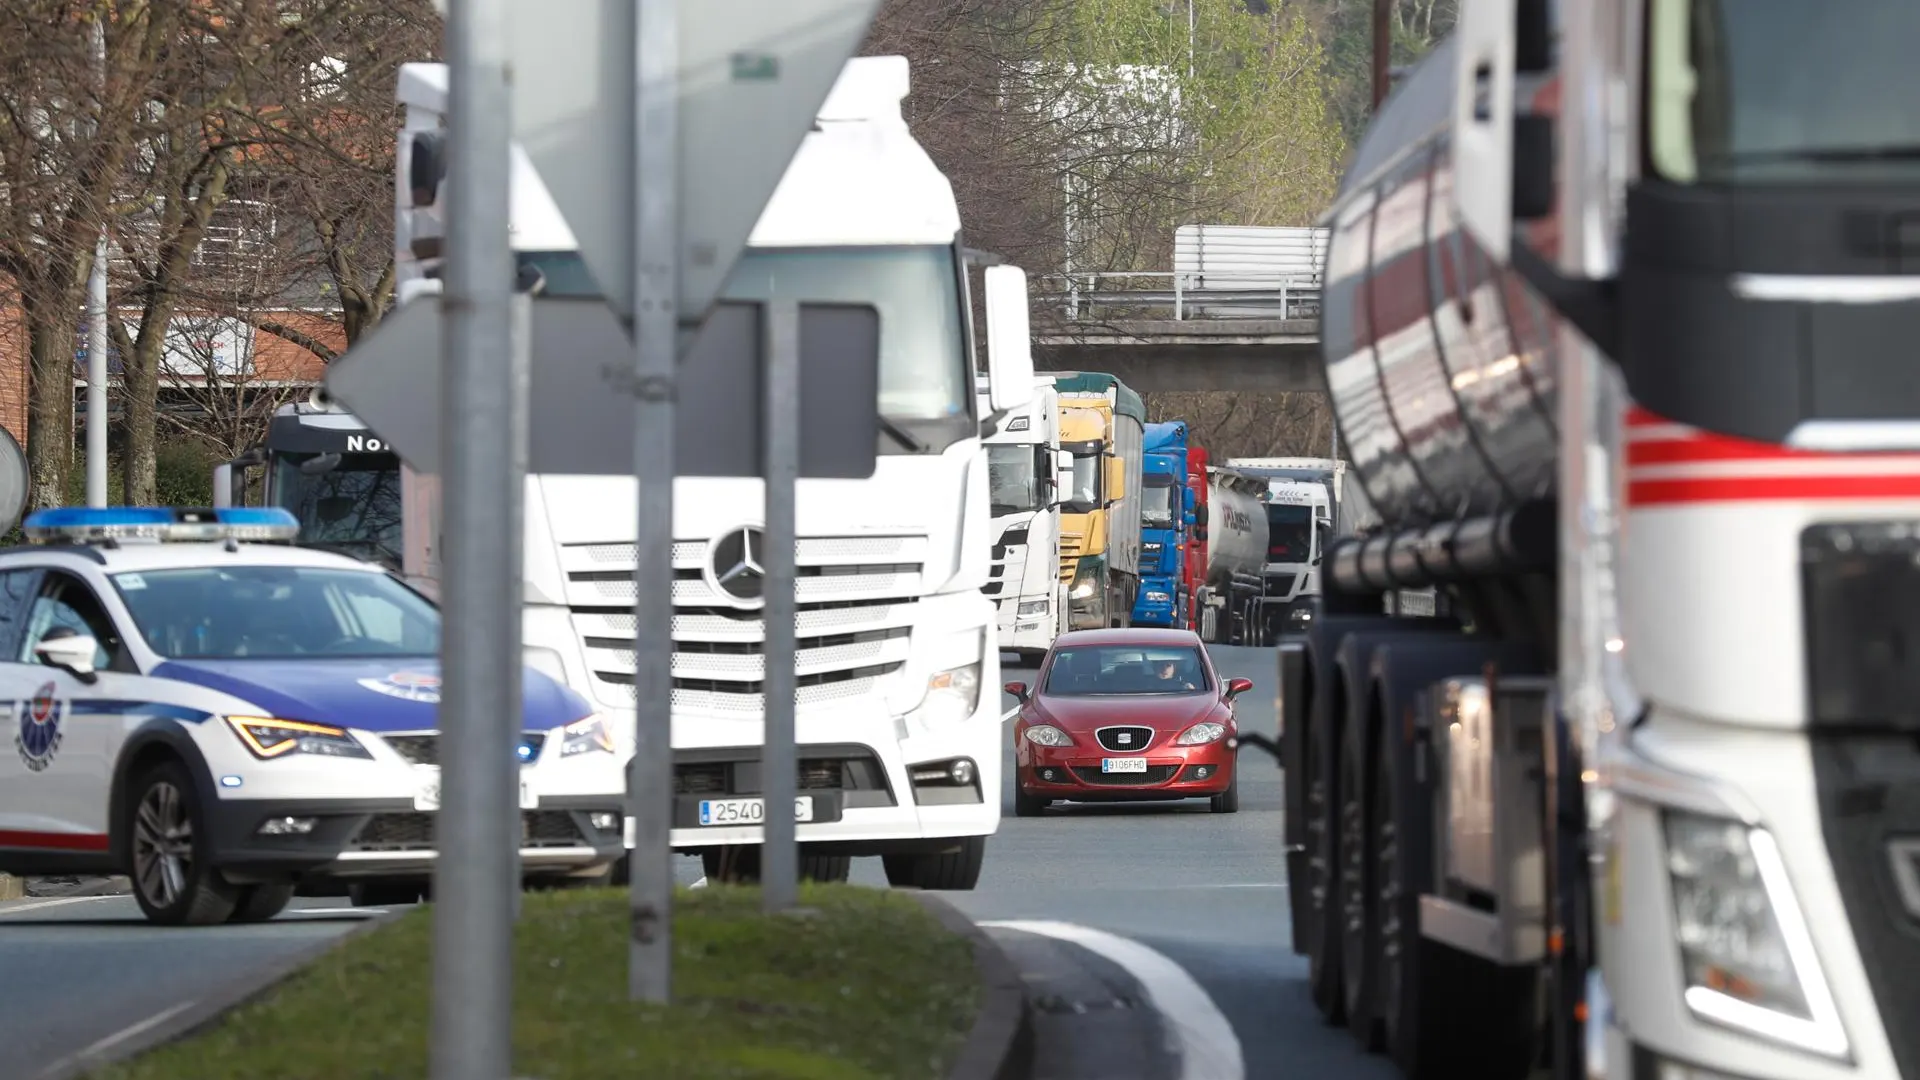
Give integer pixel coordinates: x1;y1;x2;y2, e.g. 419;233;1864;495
1052;371;1145;629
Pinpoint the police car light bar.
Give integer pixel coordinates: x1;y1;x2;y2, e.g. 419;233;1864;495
22;507;302;544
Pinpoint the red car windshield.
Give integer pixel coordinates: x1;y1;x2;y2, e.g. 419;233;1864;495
1042;645;1211;696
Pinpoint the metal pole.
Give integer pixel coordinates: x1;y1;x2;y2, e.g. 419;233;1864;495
431;0;519;1072
761;300;800;912
1370;0;1392;111
629;0;679;1003
85;19;107;508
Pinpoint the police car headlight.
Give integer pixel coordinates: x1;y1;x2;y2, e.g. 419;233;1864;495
224;716;372;760
558;713;616;758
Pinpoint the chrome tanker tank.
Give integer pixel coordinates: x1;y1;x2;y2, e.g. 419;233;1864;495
1318;33;1559;590
1203;468;1269;591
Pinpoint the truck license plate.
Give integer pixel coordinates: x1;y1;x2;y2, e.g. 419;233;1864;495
414;777;537;811
698;797;815;827
1101;758;1148;774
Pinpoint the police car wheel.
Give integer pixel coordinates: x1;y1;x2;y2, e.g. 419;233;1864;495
126;760;240;925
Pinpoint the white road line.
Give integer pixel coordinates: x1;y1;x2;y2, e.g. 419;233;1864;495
288;907;388;916
1001;706;1021;724
985;919;1244;1080
0;894;118;917
67;998;197;1063
689;876;708;889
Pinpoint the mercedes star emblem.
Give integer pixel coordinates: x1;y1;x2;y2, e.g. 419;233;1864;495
706;526;766;608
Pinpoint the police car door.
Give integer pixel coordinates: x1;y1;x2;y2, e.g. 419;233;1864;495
0;568;143;851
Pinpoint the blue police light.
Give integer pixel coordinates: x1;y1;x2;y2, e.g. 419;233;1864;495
22;506;302;544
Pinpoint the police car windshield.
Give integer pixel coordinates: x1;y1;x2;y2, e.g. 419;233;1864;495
110;566;437;660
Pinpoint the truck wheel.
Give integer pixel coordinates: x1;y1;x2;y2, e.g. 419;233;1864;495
882;835;986;890
125;759;240;926
702;845;852;884
1339;689;1385;1050
1304;679;1345;1024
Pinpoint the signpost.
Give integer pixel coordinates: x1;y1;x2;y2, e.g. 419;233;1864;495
333;0;886;1034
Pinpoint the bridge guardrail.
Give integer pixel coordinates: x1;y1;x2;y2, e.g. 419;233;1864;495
1033;271;1322;323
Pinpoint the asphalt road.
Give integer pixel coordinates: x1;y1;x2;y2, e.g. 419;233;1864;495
0;642;1396;1080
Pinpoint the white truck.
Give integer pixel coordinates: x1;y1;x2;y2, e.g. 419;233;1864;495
1224;456;1342;641
230;55;1035;891
1194;466;1268;646
979;375;1067;665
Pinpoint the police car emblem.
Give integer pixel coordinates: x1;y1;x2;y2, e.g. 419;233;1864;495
15;680;64;772
357;670;443;704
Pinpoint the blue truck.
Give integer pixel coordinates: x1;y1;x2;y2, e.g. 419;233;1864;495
1131;420;1197;627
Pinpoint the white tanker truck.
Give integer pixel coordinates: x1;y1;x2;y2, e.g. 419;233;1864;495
1194;466;1268;647
1243;2;1920;1079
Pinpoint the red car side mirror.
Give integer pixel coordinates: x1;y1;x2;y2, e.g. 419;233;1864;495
1224;677;1253;699
1004;681;1029;702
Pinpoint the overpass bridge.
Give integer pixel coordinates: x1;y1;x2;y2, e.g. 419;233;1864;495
1027;271;1325;393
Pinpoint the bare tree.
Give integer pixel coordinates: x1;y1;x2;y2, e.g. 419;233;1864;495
1146;389;1335;460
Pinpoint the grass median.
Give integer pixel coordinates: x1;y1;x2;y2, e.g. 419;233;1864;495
95;883;980;1080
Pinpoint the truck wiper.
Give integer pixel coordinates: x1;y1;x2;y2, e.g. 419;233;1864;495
879;416;928;452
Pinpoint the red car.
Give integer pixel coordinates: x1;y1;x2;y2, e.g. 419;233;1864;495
1006;627;1251;816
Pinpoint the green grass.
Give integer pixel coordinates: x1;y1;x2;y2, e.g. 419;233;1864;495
95;884;980;1080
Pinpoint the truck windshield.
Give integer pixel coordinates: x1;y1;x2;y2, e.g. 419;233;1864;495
1142;475;1177;528
1648;0;1920;184
1062;449;1101;514
111;565;438;660
270;452;403;569
519;244;972;430
1266;504;1313;562
987;445;1045;516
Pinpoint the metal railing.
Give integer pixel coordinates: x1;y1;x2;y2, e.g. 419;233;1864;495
1033;270;1323;322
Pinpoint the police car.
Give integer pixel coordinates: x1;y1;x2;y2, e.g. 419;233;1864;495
0;507;625;925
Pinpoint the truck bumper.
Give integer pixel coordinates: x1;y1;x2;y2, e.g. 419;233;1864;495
1130;578;1180;627
1594;709;1905;1080
994;596;1056;655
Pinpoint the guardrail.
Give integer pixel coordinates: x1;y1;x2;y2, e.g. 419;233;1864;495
1032;271;1322;322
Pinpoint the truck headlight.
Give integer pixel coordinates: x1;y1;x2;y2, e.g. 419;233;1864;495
1663;811;1848;1059
1017;599;1049;616
915;661;983;727
558;713;616;758
1145;591;1170;603
226;716;372;760
1069;580;1097;600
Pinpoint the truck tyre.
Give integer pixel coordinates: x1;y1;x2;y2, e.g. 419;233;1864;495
125;759;241;926
882;835;985;890
1303;666;1346;1023
1338;683;1386;1050
702;844;852;884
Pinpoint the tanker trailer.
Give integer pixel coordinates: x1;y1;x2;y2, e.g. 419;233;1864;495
1247;3;1920;1079
1195;466;1268;646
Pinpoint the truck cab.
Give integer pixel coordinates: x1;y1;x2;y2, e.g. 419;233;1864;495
1133;420;1196;628
979;376;1067;663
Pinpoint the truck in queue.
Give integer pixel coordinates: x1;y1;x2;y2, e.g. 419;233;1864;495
1223;456;1341;642
1183;439;1212;630
980;375;1067;664
1051;371;1145;630
1132;420;1197;628
227;55;1038;892
1193;466;1268;646
1246;3;1920;1078
213;397;405;573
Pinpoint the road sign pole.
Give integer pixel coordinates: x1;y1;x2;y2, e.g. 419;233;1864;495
628;0;679;1004
761;300;800;912
431;0;520;1073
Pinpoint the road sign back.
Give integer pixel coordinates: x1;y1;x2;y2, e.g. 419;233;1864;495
504;0;883;329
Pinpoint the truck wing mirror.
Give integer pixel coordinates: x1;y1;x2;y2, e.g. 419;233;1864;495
983;266;1035;414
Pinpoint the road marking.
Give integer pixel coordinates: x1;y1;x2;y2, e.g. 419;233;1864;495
66;998;197;1063
985;919;1244;1080
0;894;117;917
289;907;388;917
1001;706;1020;724
689;876;708;889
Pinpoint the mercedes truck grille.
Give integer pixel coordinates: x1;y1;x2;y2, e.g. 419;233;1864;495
561;535;925;711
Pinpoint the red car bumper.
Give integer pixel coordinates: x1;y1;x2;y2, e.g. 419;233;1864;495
1016;738;1234;801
